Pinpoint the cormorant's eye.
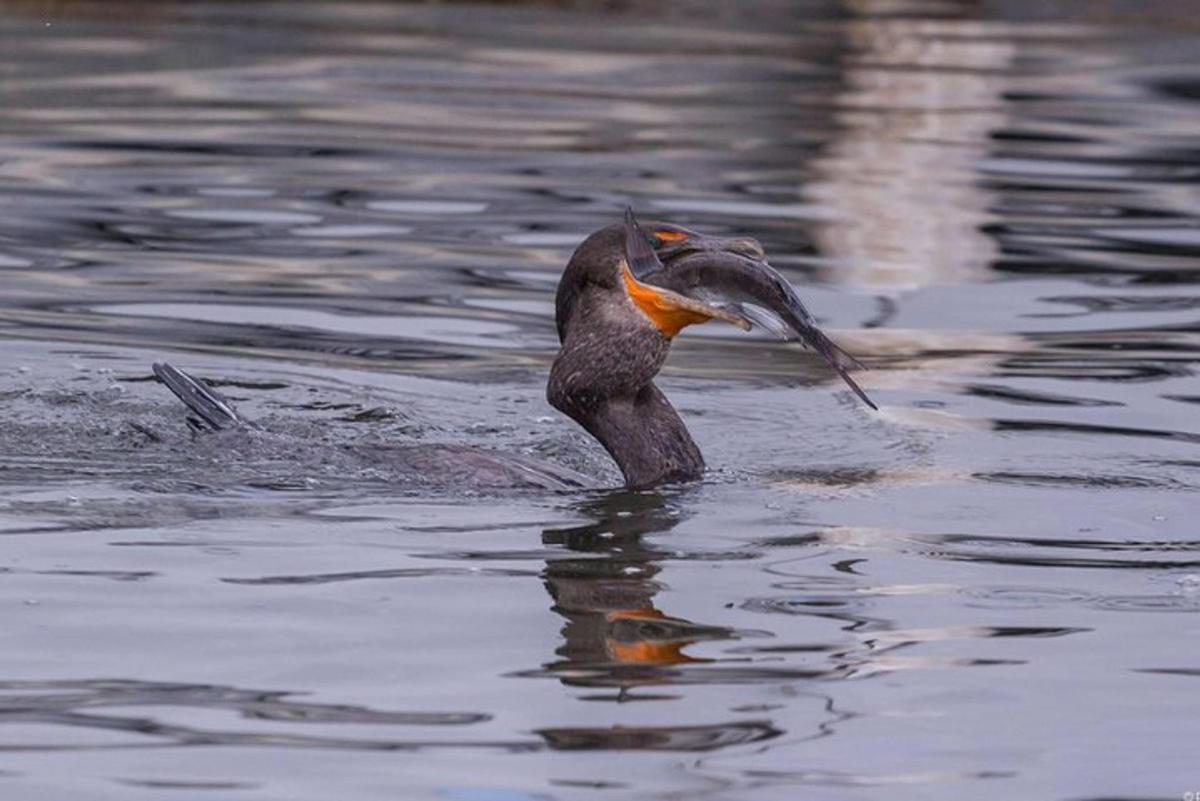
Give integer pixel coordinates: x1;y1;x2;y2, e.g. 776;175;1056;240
648;234;663;249
653;230;688;248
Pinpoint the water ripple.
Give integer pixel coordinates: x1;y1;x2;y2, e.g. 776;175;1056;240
1;1;1199;798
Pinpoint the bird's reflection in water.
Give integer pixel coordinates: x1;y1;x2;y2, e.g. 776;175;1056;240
540;491;733;697
533;491;785;751
529;492;1045;752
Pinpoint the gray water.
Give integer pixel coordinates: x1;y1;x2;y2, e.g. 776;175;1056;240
1;1;1198;799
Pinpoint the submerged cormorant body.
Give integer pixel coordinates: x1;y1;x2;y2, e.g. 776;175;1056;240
155;210;873;490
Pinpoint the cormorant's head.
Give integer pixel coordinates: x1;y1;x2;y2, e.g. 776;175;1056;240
553;209;757;343
552;209;875;411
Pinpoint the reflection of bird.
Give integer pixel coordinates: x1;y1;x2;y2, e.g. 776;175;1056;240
153;210;872;489
540;492;724;688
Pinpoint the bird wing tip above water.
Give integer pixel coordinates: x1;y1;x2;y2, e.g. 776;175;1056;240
153;361;246;431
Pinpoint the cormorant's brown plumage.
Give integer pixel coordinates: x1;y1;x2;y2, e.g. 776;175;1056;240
153;210;872;491
549;222;705;488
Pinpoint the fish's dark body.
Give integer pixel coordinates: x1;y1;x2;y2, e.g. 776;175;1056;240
643;253;877;410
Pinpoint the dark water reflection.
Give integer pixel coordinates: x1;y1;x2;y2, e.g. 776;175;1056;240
1;0;1199;799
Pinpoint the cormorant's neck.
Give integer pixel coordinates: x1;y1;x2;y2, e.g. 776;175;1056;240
555;381;704;489
549;270;704;489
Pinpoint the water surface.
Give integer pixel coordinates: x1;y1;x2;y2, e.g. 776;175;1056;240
1;1;1198;799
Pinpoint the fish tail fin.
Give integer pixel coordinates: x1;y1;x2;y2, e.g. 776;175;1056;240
796;328;878;411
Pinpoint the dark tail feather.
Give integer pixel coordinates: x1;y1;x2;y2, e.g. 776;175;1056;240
152;362;249;431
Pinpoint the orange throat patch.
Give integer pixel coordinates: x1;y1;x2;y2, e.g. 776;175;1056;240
621;263;715;339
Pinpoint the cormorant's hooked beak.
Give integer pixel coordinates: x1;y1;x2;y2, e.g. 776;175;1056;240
623;207;877;411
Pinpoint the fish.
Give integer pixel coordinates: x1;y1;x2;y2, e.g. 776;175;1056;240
640;246;877;410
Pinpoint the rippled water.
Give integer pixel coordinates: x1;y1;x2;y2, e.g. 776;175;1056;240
1;1;1198;798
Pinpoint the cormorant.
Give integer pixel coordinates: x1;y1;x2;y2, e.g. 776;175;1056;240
154;210;873;490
